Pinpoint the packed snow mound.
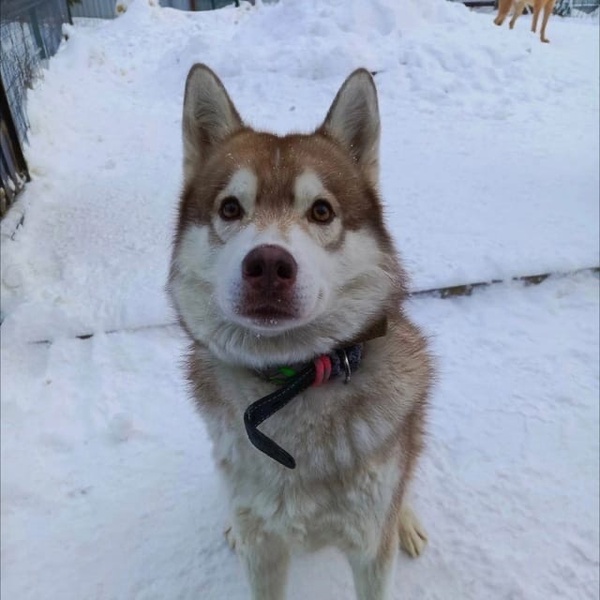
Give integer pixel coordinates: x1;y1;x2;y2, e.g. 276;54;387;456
112;0;586;113
197;0;468;80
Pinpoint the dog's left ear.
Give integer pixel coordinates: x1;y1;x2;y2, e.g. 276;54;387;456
318;69;380;187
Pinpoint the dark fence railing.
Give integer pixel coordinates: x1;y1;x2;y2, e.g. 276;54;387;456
0;0;71;217
70;0;240;19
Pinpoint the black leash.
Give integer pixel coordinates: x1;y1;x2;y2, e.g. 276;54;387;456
243;345;362;469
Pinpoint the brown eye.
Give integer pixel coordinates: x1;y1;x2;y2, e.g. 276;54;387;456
309;199;335;224
219;197;243;221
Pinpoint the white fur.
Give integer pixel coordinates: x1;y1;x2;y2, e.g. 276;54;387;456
171;220;392;368
293;169;331;212
203;355;404;536
294;169;342;245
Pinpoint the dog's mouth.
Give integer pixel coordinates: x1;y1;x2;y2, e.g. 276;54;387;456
230;290;310;332
240;303;299;326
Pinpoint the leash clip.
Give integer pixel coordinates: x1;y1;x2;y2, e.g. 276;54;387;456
340;349;352;384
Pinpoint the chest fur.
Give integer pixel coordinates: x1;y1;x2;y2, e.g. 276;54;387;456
202;374;405;551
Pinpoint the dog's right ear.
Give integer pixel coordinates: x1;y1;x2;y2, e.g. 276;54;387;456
318;69;380;189
182;64;243;179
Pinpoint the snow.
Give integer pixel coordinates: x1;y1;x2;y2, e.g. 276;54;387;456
2;274;598;599
1;0;598;598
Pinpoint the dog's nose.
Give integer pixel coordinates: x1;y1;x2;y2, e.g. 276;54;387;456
242;245;297;290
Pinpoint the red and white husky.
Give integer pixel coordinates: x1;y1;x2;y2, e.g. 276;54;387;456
169;65;434;600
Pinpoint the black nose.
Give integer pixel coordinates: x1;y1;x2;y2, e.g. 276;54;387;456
242;245;297;290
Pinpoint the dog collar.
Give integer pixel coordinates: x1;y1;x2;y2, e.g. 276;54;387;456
243;318;388;469
255;344;361;386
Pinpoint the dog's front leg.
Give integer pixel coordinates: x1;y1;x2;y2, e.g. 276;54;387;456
347;530;399;600
235;519;290;600
493;0;513;25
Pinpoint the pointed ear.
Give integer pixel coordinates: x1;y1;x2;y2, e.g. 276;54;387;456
318;69;380;187
182;64;243;180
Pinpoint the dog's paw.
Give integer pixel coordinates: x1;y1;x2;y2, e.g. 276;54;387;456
398;505;428;558
224;524;237;552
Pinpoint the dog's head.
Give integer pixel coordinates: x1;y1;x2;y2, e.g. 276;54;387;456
169;65;406;368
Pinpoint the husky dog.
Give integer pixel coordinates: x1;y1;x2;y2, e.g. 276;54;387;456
168;65;434;600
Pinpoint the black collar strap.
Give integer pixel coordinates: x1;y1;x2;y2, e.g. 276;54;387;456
244;345;363;469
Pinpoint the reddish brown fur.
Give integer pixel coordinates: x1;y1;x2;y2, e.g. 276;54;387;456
175;130;393;248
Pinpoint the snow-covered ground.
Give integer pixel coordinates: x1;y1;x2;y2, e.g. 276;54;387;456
1;1;598;599
2;274;598;600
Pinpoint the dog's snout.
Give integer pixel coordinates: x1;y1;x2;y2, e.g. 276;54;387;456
242;245;297;290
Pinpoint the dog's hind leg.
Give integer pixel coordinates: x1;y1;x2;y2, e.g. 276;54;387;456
494;0;513;25
398;504;428;558
531;0;544;33
347;530;399;600
539;0;555;42
509;0;528;29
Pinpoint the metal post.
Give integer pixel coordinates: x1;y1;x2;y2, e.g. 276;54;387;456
65;0;74;25
29;7;48;60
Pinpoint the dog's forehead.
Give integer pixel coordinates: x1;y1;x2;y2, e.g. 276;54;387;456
215;131;355;198
180;129;385;235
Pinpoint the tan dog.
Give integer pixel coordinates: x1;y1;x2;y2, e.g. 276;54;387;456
168;65;434;600
494;0;557;43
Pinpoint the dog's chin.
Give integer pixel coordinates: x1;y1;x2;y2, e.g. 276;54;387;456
201;294;339;367
202;318;318;370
